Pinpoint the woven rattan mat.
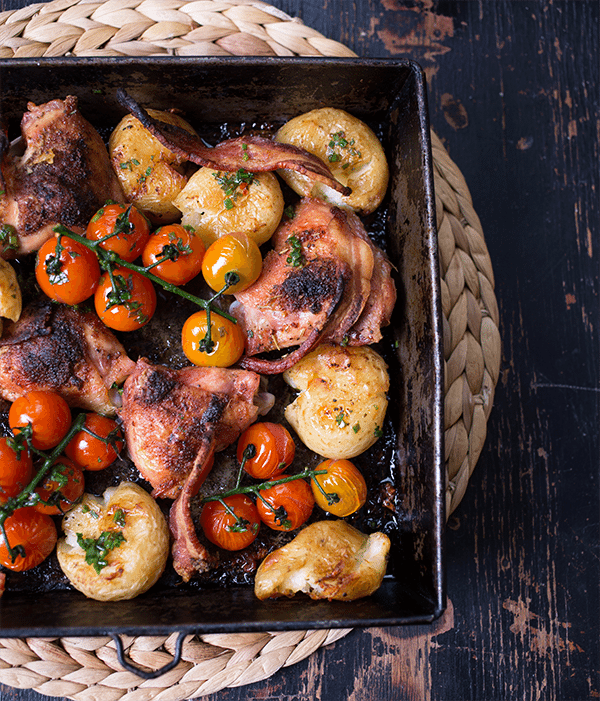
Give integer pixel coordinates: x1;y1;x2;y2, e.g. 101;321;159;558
0;0;501;696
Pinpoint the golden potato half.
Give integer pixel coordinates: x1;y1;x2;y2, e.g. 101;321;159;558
109;110;197;224
0;258;22;328
173;167;284;248
57;482;169;601
283;344;389;459
275;108;389;215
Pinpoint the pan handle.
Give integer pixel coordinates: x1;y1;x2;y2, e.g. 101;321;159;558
111;631;186;679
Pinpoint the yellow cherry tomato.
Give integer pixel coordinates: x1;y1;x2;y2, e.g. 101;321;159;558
201;233;262;294
311;458;367;517
182;310;245;367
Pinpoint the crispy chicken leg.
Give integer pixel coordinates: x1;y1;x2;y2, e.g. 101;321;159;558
0;96;124;258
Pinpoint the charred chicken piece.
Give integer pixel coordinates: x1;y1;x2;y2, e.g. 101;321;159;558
231;198;396;374
254;520;391;601
119;358;270;581
116;89;351;197
0;96;124;258
0;301;134;416
119;358;267;500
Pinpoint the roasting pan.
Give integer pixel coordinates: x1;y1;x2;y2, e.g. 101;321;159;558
0;57;444;645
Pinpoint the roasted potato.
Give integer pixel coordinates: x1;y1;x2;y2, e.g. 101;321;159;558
283;344;389;459
56;482;169;601
173;167;284;248
109;110;197;224
275;107;389;215
0;259;22;337
254;520;390;601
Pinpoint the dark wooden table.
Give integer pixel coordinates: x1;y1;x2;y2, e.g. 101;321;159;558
0;1;598;699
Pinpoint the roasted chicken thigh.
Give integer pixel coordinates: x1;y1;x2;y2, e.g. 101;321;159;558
0;96;124;258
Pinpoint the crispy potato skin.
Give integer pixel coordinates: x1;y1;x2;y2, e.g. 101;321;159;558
57;482;169;601
173;167;284;248
283;343;389;459
254;520;390;601
275;108;389;215
109;110;197;224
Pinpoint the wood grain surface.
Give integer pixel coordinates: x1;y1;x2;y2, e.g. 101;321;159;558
0;1;598;700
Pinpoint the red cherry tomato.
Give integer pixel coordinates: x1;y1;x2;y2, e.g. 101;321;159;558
237;422;295;480
0;507;57;571
33;457;84;515
86;203;150;262
9;390;72;451
0;437;33;503
65;413;124;471
94;266;157;331
142;224;205;285
202;233;262;294
256;478;314;531
199;494;260;551
35;235;100;305
311;458;367;517
181;310;245;367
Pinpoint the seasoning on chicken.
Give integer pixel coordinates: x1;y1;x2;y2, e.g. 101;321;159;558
119;358;269;499
116;89;351;197
0;300;134;416
119;358;272;580
231;198;396;374
0;96;124;258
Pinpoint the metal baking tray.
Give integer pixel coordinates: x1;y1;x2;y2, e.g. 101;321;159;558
0;57;444;645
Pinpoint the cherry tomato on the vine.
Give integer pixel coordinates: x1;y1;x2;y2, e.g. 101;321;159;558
35;235;100;305
95;266;157;332
86;203;150;262
182;310;244;367
202;233;262;294
199;494;260;551
237;422;295;480
0;507;57;571
142;224;205;285
33;457;84;515
0;438;33;503
256;478;314;532
9;390;72;451
311;458;367;517
65;413;124;471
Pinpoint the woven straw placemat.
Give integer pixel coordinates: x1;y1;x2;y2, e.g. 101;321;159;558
0;0;501;695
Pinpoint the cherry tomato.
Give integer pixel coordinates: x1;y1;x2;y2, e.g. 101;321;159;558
35;235;100;305
33;457;84;515
0;438;33;503
237;422;295;480
142;224;205;285
202;233;262;294
65;413;124;471
311;458;367;517
9;390;72;451
0;507;57;571
182;310;245;367
199;494;260;551
95;266;157;331
256;478;314;531
86;203;150;262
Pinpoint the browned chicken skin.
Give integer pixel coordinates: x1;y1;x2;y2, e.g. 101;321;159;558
0;96;124;258
0;300;134;415
231;198;396;374
119;359;266;499
119;358;270;580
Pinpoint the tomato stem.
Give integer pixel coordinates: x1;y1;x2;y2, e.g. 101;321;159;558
0;412;86;562
53;225;237;323
202;468;327;504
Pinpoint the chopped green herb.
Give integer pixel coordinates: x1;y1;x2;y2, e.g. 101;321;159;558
113;509;126;528
76;530;126;574
286;235;305;268
352;423;361;433
213;169;255;209
374;425;383;438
